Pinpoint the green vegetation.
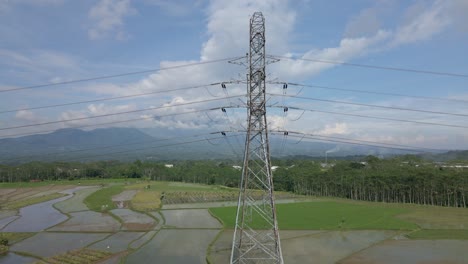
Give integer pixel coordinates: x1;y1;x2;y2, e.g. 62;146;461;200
273;156;467;208
407;229;468;240
211;201;417;230
130;190;161;211
1;193;66;210
1;157;467;208
397;205;468;229
0;232;35;244
34;248;112;264
0;233;35;255
84;184;125;211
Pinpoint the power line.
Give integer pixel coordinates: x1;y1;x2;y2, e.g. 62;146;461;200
269;82;468;104
268;93;468;117
1;132;229;163
269;106;468;129
268;55;468;78
0;82;224;114
0;56;245;93
59;133;244;162
0;94;246;131
271;132;439;153
0;107;233;139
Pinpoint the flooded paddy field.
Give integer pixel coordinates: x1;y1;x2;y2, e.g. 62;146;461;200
10;232;110;258
0;181;467;263
339;239;468;264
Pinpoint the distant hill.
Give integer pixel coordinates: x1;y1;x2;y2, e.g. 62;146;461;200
0;127;156;163
1;127;458;164
420;150;468;162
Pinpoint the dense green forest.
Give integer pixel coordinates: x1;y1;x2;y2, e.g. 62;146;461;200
0;156;466;208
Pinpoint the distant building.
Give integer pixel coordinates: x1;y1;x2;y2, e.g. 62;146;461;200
232;165;242;170
165;164;174;168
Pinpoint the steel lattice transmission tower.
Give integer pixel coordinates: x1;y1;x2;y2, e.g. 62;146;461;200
230;12;283;264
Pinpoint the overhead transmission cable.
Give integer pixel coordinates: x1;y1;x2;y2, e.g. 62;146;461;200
0;94;246;131
270;132;440;153
60;133;244;162
268;82;468;104
2;132;218;163
267;93;468;118
267;55;468;78
0;82;226;114
0;56;245;93
0;108;220;139
267;106;468;129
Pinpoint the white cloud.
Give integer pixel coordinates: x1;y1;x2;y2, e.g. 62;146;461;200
77;0;466;144
316;123;349;136
88;0;136;40
273;30;391;79
390;1;450;47
15;110;37;121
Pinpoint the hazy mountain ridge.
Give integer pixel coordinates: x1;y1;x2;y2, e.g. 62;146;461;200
0;127;461;164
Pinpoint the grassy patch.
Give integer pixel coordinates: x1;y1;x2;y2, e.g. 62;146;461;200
0;245;7;255
397;206;468;229
130;190;161;211
34;248;112;264
0;232;35;255
0;232;35;244
84;184;125;211
1;193;66;210
210;201;417;230
407;229;468;240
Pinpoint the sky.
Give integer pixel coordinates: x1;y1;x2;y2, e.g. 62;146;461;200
0;0;467;151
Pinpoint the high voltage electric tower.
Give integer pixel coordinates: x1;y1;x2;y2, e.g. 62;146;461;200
230;12;283;264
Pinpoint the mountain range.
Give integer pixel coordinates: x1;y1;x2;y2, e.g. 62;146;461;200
0;127;456;164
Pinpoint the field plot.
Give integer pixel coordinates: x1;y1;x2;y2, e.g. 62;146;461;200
110;209;156;231
339;239;468;264
210;201;417;230
10;232;110;258
162;209;222;228
398;206;468;229
0;252;36;264
125;229;219;264
2;194;71;232
49;211;121;232
89;232;145;253
34;248;112;264
208;230;399;263
54;186;100;213
0;185;73;205
1;181;467;264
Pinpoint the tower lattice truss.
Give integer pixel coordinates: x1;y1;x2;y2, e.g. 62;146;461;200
230;12;284;264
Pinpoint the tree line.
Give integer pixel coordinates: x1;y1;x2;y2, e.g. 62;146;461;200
0;155;466;208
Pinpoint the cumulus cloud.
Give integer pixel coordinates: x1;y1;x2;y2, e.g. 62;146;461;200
75;0;467;149
4;0;466;148
316;123;349;136
88;0;136;40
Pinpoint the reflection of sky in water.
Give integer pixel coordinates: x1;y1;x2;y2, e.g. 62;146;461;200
1;187;87;232
0;253;36;264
